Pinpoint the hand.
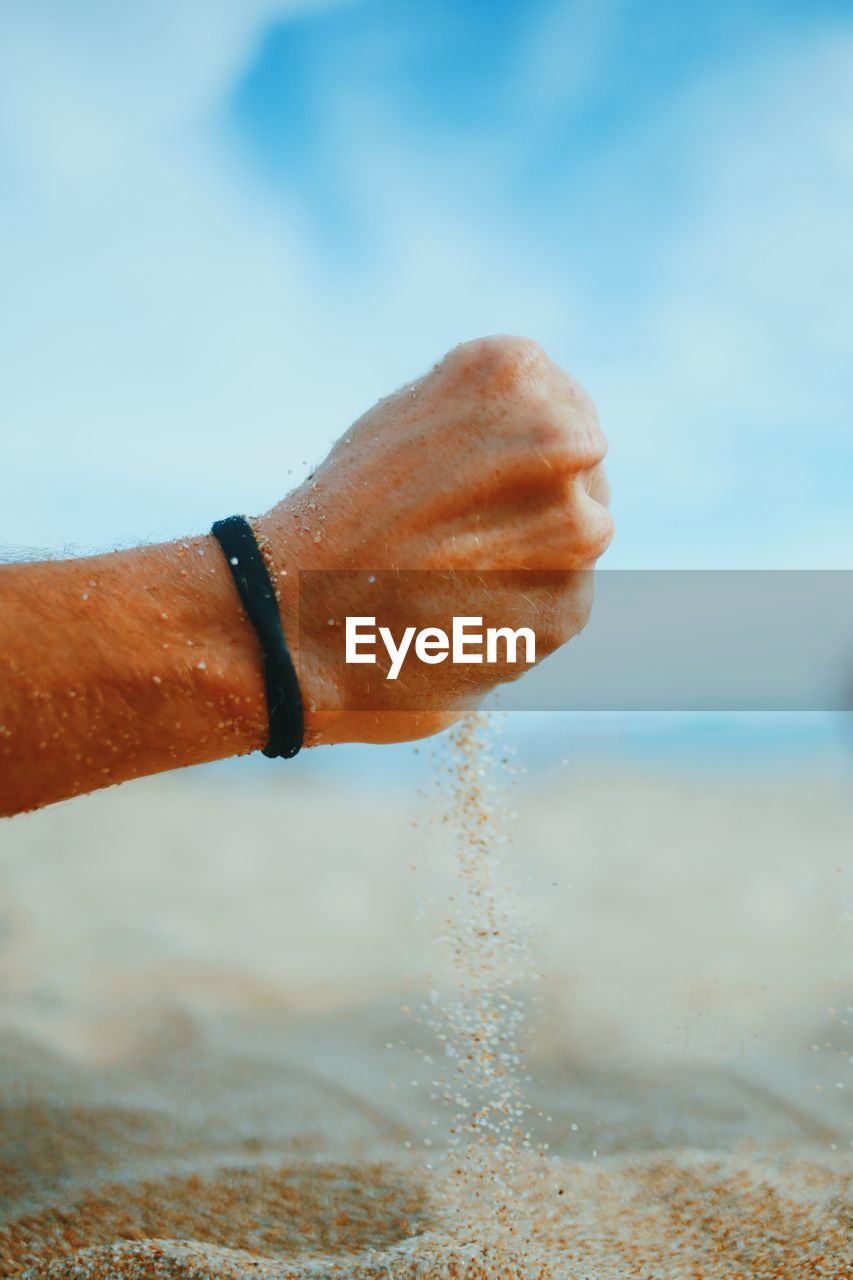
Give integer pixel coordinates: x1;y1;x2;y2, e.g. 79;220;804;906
256;335;613;745
0;335;611;815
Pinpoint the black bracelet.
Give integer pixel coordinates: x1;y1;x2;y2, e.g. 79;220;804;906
210;515;304;759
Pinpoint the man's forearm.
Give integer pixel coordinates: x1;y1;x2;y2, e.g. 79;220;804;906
1;339;613;818
0;535;270;816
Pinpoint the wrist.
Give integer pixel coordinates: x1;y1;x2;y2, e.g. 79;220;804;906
134;535;270;763
252;511;347;746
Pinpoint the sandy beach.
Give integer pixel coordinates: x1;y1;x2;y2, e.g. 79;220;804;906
1;750;850;1277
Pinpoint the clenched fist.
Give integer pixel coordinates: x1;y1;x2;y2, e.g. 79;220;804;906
257;335;613;745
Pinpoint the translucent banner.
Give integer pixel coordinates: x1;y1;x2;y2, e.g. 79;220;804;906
297;571;853;712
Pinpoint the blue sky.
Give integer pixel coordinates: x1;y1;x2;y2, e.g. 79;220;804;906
1;0;852;571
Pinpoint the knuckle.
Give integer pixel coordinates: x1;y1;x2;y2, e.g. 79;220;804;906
562;371;598;418
450;334;548;397
575;504;615;560
587;462;611;506
530;407;608;474
566;415;609;472
587;416;609;463
530;413;567;456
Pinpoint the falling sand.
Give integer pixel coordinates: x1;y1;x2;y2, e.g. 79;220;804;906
0;719;850;1277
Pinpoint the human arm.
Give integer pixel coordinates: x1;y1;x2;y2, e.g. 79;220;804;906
0;336;613;817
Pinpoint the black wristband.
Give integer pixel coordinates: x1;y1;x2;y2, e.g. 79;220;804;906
211;515;304;759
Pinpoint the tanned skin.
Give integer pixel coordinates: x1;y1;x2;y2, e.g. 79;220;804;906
0;336;613;818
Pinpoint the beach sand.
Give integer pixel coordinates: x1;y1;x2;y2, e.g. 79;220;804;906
0;757;850;1277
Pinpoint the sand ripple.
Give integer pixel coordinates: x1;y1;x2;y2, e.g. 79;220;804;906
3;1152;849;1279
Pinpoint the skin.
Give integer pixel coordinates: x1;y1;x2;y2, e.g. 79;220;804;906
0;336;612;818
